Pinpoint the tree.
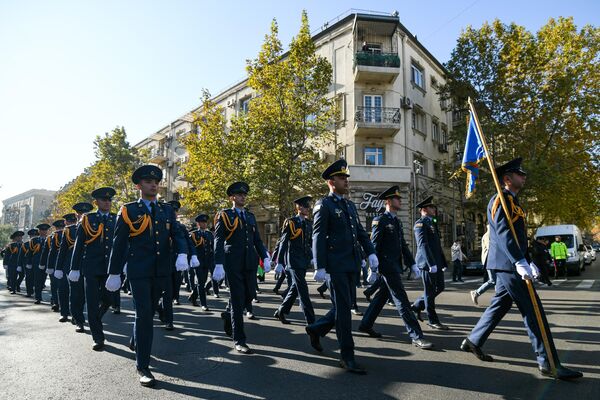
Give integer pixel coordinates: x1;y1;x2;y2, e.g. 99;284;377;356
182;11;335;224
443;18;600;230
50;127;147;217
0;224;13;248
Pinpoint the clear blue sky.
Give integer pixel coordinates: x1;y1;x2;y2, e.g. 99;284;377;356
0;0;597;210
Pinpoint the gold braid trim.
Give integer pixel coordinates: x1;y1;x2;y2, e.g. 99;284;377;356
508;196;526;223
121;206;152;238
82;215;104;245
288;220;303;240
491;196;502;221
30;240;41;254
220;211;239;241
10;245;19;254
191;232;205;247
21;243;30;254
65;228;76;249
54;234;61;249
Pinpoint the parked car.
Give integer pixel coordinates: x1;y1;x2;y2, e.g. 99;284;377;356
592;242;600;253
462;248;485;275
535;224;586;275
584;245;595;264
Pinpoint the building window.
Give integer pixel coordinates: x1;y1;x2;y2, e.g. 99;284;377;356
363;95;383;123
411;107;426;134
413;155;427;175
441;125;448;150
411;63;425;90
364;146;384;166
432;120;440;143
240;97;251;114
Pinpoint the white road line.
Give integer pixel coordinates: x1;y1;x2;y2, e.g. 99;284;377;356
576;280;594;289
551;279;566;286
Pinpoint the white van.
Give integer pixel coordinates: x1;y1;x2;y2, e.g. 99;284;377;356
535;225;585;275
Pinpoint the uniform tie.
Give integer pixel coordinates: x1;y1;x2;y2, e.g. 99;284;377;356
150;202;157;218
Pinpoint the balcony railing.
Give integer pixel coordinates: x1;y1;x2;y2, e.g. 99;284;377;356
355;106;401;124
354;51;400;68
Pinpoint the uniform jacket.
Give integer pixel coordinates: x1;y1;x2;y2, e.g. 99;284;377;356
56;225;78;273
277;215;313;270
169;220;194;271
190;229;214;269
71;211;117;277
48;231;64;270
108;199;187;279
486;189;529;272
371;212;415;274
414;216;448;271
40;235;54;269
26;236;45;268
530;240;551;269
214;207;268;272
312;193;374;274
4;242;22;267
17;241;31;267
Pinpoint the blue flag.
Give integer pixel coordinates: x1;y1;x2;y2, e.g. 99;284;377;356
461;111;486;198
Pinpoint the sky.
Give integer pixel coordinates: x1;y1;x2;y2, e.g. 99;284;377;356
0;0;598;211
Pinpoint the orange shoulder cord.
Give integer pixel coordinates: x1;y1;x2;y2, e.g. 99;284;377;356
191;232;205;247
65;228;76;249
220;211;239;241
30;240;41;254
21;243;29;255
288;220;303;240
121;206;152;237
82;215;104;245
491;194;525;224
54;234;61;249
10;245;19;254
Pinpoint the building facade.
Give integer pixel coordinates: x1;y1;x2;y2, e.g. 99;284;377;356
1;189;56;231
134;10;475;254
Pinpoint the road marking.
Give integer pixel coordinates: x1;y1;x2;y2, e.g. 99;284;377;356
445;278;483;284
576;280;594;289
552;279;566;286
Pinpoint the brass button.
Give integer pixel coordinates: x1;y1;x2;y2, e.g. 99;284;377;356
156;241;159;245
156;252;160;255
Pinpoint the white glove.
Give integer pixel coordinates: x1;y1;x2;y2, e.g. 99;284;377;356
212;264;225;281
190;255;200;268
310;259;316;267
263;258;271;273
368;253;379;270
428;265;437;273
54;269;64;279
68;270;80;282
515;259;532;280
325;273;331;282
411;264;422;279
105;274;122;292
367;269;378;284
529;262;540;279
175;253;189;272
26;264;32;270
47;268;54;275
17;266;22;272
313;268;327;282
361;259;367;268
38;264;45;270
275;263;284;273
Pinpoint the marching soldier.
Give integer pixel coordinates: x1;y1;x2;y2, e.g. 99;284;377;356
358;186;433;349
305;159;377;374
189;214;214;311
18;228;39;297
42;220;65;312
5;231;24;294
461;158;582;380
69;188;117;350
410;196;450;330
273;196;316;325
32;224;51;304
105;165;188;387
214;181;271;354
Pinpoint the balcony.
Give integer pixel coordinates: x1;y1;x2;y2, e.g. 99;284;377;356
354;106;401;137
349;164;412;184
148;147;168;164
354;52;400;83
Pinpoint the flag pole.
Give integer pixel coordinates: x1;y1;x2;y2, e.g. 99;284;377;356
467;97;557;377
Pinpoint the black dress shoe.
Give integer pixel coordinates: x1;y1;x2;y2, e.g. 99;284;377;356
245;311;256;320
460;338;493;361
157;307;165;323
235;344;253;354
358;325;382;338
317;288;326;299
25;294;32;298
351;308;363;316
112;307;120;315
412;338;434;349
411;305;423;322
59;316;68;323
274;309;290;325
165;323;174;331
174;299;180;305
539;364;583;380
137;368;156;387
305;327;323;352
427;322;449;330
191;300;199;307
75;325;85;333
51;304;59;311
34;300;41;304
129;338;136;352
363;290;371;302
272;288;279;295
200;306;209;311
221;312;232;337
92;341;105;351
339;359;366;375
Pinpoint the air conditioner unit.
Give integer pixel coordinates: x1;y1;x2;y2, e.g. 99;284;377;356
265;223;277;234
226;99;235;108
401;97;412;109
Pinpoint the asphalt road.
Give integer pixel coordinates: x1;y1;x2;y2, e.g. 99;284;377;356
1;260;598;400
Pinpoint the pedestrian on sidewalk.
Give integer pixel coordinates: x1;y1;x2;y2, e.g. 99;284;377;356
451;238;467;282
471;225;495;306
